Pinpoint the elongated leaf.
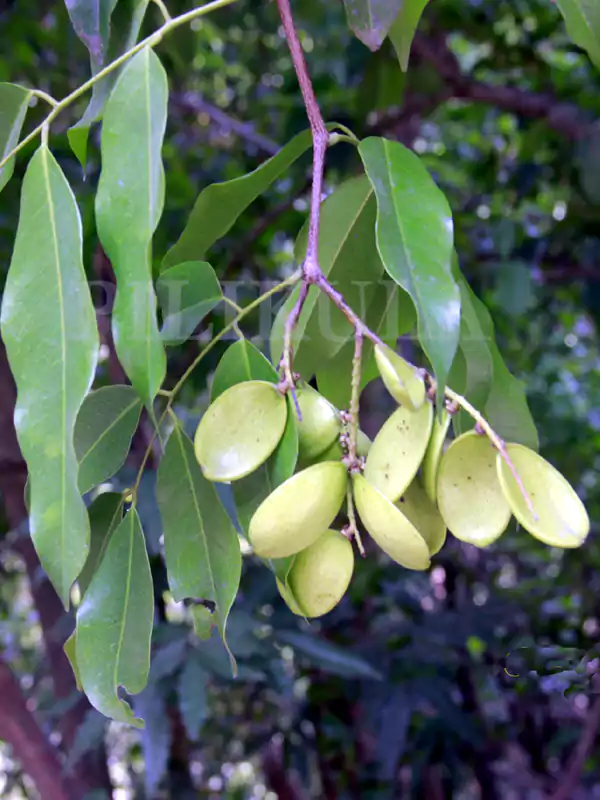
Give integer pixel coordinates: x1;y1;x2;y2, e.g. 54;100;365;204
556;0;600;70
178;656;209;740
96;47;167;408
157;425;242;663
388;0;429;71
343;0;402;51
270;176;384;378
76;508;153;726
278;631;383;680
75;386;142;494
450;257;493;435
1;146;99;605
211;339;278;401
68;0;150;167
359;137;460;406
63;631;82;691
316;279;416;409
455;272;538;451
156;261;222;346
163;130;315;268
0;84;32;193
64;0;118;64
78;492;123;597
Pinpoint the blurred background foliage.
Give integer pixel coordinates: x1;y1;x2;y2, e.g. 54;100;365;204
0;0;599;798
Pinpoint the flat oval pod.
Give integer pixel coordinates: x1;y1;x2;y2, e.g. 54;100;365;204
497;444;589;548
397;479;446;556
357;429;372;458
194;381;287;482
422;408;451;503
300;437;343;468
437;431;510;547
352;474;430;570
297;388;341;461
364;400;433;502
249;462;348;558
281;530;354;618
375;343;425;410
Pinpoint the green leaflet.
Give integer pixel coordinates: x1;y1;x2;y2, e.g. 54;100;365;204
270;176;383;378
1;145;99;606
75;386;142;495
316;279;416;409
76;508;153;727
556;0;600;70
78;492;124;597
453;271;538;451
450;256;493;435
95;47;167;409
342;0;402;51
156;261;222;346
0;83;32;193
163;129;315;268
359;137;460;407
211;338;278;401
63;631;82;691
68;0;150;167
156;426;242;667
388;0;429;71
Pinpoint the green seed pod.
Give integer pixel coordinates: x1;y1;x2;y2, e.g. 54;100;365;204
278;530;354;618
375;343;425;410
357;429;372;458
352;473;430;570
422;409;451;503
249;461;348;558
297;388;341;461
496;444;589;548
364;400;433;502
397;479;446;556
301;437;343;468
437;431;510;547
194;380;287;482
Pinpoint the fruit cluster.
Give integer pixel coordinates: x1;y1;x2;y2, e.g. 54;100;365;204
193;344;590;620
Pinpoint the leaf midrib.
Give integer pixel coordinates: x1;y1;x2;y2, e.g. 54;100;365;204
42;147;68;598
113;512;135;691
78;397;141;473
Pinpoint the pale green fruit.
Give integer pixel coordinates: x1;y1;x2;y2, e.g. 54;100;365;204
278;530;354;618
194;380;287;482
352;473;430;570
297;388;341;461
422;409;451;503
249;461;347;558
437;431;510;547
276;578;304;615
397;479;446;556
497;444;589;548
375;343;425;410
364;400;433;502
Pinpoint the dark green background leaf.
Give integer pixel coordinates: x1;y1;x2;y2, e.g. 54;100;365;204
75;386;142;494
68;0;150;167
77;491;123;597
343;0;402;51
163;130;314;268
178;656;209;740
211;338;278;401
0;83;31;193
76;508;153;726
1;146;99;606
556;0;600;70
156;426;242;661
95;47;167;408
156;261;222;346
388;0;429;71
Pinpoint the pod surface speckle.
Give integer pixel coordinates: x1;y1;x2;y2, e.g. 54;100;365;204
497;443;589;548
